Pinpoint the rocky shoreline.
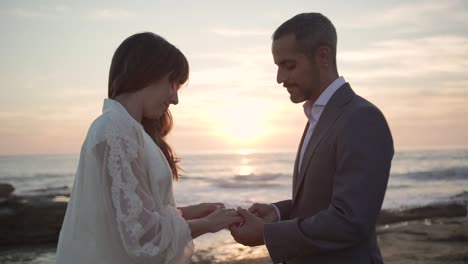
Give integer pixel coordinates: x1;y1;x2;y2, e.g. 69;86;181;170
1;183;467;263
0;184;69;245
211;216;468;264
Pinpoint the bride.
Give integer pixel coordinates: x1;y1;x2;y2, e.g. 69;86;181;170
56;32;242;263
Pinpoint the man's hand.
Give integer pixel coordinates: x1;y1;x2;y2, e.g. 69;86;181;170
229;207;265;247
179;203;224;220
248;203;278;223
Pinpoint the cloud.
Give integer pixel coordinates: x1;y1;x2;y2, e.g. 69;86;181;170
189;46;276;89
340;35;468;79
5;6;132;21
6;6;68;18
342;0;468;32
211;28;270;37
441;80;468;89
0;111;26;119
87;8;133;20
355;80;468;126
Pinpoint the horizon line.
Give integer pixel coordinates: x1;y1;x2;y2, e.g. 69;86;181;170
1;145;468;158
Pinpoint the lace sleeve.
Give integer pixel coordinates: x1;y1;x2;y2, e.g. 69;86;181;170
103;127;193;264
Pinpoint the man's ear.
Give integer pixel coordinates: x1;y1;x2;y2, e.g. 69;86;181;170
316;46;332;69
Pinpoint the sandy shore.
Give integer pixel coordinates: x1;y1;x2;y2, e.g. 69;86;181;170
1;184;467;263
0;217;465;263
193;216;468;264
379;217;468;264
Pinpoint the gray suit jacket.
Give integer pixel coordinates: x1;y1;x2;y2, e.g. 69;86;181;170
264;83;394;264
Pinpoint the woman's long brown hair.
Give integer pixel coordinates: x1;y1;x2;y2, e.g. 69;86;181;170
108;32;188;180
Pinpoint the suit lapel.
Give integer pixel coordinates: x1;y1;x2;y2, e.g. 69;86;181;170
292;122;309;193
293;84;355;200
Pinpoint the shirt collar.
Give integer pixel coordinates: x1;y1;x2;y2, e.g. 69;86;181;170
303;76;346;120
315;76;346;106
102;98;143;129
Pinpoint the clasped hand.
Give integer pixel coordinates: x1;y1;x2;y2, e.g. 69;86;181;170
179;202;278;246
229;203;279;247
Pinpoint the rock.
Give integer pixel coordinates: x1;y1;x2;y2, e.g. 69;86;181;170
378;203;467;225
0;183;15;203
378;217;468;264
0;195;67;246
451;191;468;204
0;182;466;247
23;186;70;198
452;191;468;198
209;217;468;264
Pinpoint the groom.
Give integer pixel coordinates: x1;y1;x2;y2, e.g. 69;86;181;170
230;13;394;264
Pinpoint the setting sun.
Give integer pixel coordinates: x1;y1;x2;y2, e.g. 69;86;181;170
214;103;272;146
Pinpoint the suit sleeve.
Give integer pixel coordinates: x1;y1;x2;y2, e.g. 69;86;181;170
273;200;293;220
264;106;394;263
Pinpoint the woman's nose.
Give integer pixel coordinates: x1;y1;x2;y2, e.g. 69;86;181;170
170;88;179;105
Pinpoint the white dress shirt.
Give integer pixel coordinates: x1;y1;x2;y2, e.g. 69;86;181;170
271;76;346;222
298;76;346;170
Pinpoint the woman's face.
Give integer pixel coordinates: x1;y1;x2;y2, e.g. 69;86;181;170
141;74;179;119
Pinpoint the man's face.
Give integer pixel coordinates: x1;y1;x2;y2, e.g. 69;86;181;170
272;34;320;103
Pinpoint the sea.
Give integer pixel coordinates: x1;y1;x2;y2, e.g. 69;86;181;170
1;149;467;263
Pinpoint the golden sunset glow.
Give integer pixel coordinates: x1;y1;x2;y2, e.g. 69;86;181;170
237;164;254;176
213;103;272;146
1;1;468;155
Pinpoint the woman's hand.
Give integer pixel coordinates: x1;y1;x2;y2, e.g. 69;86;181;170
204;207;244;233
179;203;225;220
187;207;244;238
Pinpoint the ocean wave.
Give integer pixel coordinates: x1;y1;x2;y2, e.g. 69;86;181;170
0;172;74;182
0;173;74;193
179;173;287;182
387;184;411;189
233;173;283;181
179;175;211;181
34;173;75;179
393;167;468;181
217;181;281;189
215;173;286;189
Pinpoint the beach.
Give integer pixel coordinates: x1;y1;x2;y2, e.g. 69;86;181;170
192;216;468;264
1;185;466;264
1;203;466;264
3;0;468;262
1;149;468;263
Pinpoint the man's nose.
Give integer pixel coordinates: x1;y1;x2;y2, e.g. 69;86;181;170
276;68;286;84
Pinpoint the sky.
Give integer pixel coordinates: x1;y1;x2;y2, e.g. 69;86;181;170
0;0;467;155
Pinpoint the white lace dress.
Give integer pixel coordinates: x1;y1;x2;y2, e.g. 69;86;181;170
56;99;194;264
